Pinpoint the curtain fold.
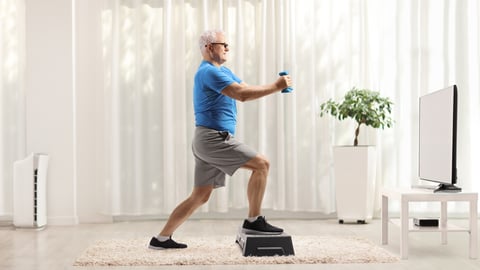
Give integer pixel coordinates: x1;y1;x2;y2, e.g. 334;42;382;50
100;0;480;217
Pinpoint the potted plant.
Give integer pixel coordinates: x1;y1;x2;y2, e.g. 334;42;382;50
319;87;394;224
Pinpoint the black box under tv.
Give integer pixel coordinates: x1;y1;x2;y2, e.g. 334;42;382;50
413;218;439;227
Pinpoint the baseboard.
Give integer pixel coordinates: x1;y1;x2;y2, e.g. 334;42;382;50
47;215;79;226
0;215;13;227
78;214;114;224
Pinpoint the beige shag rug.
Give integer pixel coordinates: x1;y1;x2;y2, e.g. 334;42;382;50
74;235;399;266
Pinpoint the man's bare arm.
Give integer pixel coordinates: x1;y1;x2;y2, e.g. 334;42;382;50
221;76;291;102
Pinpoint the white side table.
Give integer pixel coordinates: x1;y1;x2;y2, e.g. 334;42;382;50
381;188;478;259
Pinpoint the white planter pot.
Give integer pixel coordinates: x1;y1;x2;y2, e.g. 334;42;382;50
333;146;376;224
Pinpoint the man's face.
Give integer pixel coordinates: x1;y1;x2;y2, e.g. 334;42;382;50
207;33;229;64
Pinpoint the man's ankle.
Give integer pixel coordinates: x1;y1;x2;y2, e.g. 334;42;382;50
156;235;170;241
247;216;260;222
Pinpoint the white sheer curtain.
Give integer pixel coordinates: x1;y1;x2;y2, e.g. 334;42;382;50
0;0;25;218
100;0;480;217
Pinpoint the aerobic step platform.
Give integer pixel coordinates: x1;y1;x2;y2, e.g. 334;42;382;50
235;230;295;257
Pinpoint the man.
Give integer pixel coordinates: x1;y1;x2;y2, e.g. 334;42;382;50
149;29;292;249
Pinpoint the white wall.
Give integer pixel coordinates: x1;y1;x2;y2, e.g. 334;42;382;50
75;0;111;223
25;0;109;225
25;0;77;225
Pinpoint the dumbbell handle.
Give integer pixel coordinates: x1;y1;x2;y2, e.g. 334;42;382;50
279;71;293;93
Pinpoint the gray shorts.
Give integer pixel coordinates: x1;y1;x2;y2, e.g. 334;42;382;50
192;126;257;188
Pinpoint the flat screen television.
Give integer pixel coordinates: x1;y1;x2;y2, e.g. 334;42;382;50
418;85;461;192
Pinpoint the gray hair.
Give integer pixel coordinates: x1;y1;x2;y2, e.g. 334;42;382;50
199;30;225;53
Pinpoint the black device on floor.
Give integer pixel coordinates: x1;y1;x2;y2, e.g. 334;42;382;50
413;218;439;227
235;230;295;257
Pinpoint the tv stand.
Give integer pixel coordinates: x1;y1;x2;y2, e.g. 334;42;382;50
381;188;477;259
434;183;462;193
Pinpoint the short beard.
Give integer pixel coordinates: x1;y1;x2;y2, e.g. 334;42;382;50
209;52;226;65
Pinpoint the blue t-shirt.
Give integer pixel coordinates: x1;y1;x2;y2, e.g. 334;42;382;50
193;61;242;134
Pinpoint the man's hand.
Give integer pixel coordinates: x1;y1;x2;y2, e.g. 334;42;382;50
275;74;292;90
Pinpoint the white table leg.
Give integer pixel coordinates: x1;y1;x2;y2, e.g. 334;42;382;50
382;195;388;245
469;197;478;259
400;196;409;259
441;201;447;244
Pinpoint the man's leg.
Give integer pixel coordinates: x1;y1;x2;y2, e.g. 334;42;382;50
242;154;270;218
241;154;283;234
159;185;214;237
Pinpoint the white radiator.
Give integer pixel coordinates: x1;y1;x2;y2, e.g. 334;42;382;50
13;153;49;228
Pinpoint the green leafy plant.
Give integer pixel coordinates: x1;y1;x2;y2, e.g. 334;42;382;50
319;87;394;146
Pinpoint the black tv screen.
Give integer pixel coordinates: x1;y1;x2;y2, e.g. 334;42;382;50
418;85;460;192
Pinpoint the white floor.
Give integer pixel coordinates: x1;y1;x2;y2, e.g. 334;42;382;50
1;218;480;270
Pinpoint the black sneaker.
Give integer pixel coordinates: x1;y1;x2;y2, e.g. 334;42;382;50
242;216;284;235
148;236;187;250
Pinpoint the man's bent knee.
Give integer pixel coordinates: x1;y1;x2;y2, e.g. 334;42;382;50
258;156;270;172
244;154;270;173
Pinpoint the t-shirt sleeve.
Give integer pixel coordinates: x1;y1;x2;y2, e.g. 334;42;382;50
204;67;241;94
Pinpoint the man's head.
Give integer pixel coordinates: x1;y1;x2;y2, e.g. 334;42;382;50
199;30;229;65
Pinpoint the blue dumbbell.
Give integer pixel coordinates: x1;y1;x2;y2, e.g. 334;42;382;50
279;71;293;93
